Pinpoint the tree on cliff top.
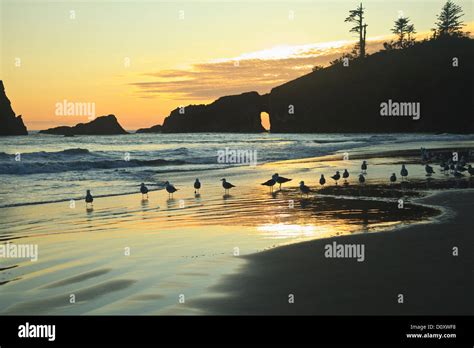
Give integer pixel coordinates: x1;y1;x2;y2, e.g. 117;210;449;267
391;16;416;48
345;3;368;59
433;0;466;38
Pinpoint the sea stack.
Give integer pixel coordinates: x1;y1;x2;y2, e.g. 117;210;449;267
39;114;128;135
161;91;266;133
136;124;163;133
0;80;28;136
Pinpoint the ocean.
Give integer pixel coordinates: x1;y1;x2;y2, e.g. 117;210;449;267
1;132;473;208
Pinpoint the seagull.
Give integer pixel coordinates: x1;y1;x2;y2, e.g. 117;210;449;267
85;190;93;207
164;181;178;198
273;173;292;190
400;164;408;181
261;177;276;193
194;178;201;194
390;173;397;184
221;178;235;195
342;169;350;183
468;165;474;176
361;161;368;174
331;171;341;185
299;181;311;197
425;164;435;176
358;174;365;184
319;174;326;186
140;183;149;199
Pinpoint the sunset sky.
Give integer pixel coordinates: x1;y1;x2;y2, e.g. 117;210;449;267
1;0;472;130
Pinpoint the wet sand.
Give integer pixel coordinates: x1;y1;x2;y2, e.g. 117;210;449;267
191;189;474;315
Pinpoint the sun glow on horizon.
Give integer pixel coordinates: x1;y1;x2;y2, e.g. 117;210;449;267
2;0;473;130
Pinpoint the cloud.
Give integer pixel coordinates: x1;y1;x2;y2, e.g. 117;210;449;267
130;25;473;102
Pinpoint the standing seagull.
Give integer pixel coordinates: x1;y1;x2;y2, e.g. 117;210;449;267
221;178;235;195
194;178;201;194
140;183;149;199
261;177;276;193
164;181;178;199
273;173;292;190
361;161;368;174
425;164;435;176
358;174;365;185
342;169;350;183
319;174;326;186
85;190;93;207
299;181;311;197
331;171;341;185
390;173;397;184
400;164;408;181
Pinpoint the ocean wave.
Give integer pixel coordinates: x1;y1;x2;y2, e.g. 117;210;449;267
0;158;187;175
0;148;92;159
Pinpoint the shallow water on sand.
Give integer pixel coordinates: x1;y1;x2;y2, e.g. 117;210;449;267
1;135;473;314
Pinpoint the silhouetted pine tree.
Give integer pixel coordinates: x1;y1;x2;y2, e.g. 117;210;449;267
345;3;368;59
433;0;466;37
392;16;416;48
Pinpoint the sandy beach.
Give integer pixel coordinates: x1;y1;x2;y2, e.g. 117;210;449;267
1;139;473;315
191;189;474;315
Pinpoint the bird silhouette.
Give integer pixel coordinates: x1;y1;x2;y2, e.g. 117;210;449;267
299;181;311;197
194;178;201;194
85;190;93;207
273;173;292;190
261;177;276;193
342;169;349;183
390;173;397;184
425;164;435;176
319;174;326;186
331;171;341;185
221;178;235;195
400;164;408;181
140;183;149;199
164;181;178;199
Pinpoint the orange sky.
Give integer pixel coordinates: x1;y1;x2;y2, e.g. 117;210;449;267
1;1;472;130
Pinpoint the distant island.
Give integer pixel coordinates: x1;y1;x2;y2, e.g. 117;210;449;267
39;115;128;136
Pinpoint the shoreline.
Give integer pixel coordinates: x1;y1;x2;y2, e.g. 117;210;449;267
191;188;474;315
1;143;473;315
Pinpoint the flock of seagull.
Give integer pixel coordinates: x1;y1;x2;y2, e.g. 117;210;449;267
84;154;474;206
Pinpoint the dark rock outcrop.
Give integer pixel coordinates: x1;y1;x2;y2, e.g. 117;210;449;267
161;92;266;133
39;114;128;135
268;37;474;133
136;124;162;133
0;81;28;136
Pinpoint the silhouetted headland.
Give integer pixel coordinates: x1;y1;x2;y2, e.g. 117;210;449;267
0;80;28;136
